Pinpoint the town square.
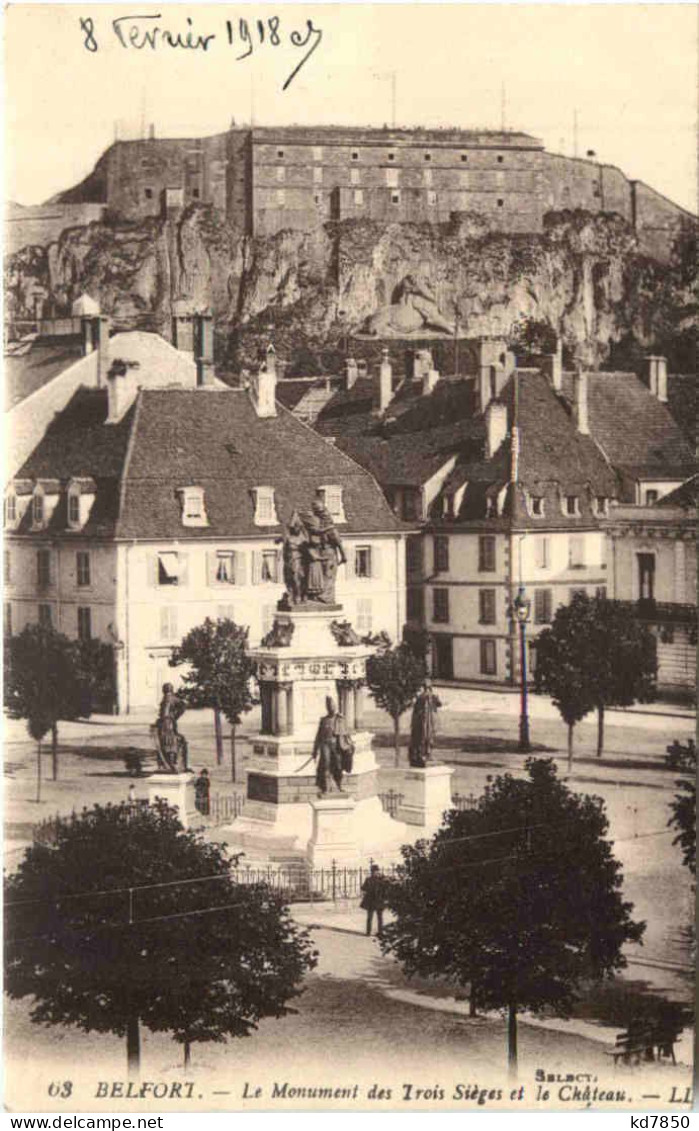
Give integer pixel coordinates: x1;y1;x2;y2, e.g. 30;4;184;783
3;2;696;1117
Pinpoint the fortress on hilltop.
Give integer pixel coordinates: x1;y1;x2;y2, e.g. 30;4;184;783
10;124;696;261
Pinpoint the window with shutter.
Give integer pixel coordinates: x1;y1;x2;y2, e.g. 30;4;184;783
356;598;373;633
434;536;449;573
480;639;497;675
68;493;81;527
568;536;585;568
479;589;496;624
534;588;552;624
433;588;449;624
213;550;236;584
76;551;91;587
317;485;346;522
261;550;278;583
77;606;92;641
37;550;51;589
159;606;178;642
478;536;496;572
535;537;550;570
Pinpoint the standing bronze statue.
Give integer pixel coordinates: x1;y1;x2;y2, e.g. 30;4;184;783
153;683;189;773
279;494;347;607
312;697;350;795
408;680;442;768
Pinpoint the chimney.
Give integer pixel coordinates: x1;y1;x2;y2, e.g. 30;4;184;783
194;312;215;387
251;346;277;417
543;337;563;391
572;369;589;434
485;400;508;459
643;355;667;403
172;312;194;354
81;316;94;356
656;356;668;403
106;360;139;424
345;357;358;390
93;316;110;388
373;349;393;413
476;338;514;412
422;368;439;396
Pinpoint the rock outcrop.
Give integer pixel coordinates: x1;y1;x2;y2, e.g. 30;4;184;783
5;205;696;373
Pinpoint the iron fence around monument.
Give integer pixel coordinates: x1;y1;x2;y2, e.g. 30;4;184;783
229;859;402;903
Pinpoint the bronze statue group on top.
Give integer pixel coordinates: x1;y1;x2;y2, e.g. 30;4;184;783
278;492;347;608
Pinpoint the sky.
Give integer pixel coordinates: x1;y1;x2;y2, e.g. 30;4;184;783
4;3;698;212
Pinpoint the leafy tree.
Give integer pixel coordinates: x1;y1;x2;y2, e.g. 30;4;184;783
170;618;257;778
4;624;83;785
534;607;595;770
381;758;645;1076
666;738;696;875
535;595;657;760
365;637;426;767
75;638;116;714
578;597;656;756
5;799;318;1076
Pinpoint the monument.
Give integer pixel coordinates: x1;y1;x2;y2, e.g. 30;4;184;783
147;682;195;824
395;680;454;831
227;494;409;868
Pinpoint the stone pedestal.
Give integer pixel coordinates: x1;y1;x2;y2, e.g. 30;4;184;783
306;795;359;869
395;764;454;830
219;602;410;862
148;772;195;826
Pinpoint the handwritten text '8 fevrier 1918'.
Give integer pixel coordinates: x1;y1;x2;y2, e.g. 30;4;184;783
78;14;323;91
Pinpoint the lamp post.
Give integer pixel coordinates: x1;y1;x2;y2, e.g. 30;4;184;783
511;585;531;752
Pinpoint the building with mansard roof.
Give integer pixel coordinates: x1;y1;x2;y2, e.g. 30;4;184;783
4;335;405;712
307;339;694;684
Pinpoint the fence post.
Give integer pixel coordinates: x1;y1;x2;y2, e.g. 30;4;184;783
331;858;337;903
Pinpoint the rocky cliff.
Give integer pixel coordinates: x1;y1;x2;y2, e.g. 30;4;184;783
5;205;695;374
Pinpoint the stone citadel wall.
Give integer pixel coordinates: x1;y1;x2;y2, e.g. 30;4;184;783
15;126;695;261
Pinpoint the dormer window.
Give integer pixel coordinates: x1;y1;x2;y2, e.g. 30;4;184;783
66;478;96;531
317;485;346;523
564;495;581;517
32;493;45;529
4;495;17;529
253;486;278;527
177;486;208;528
594;496;609;516
530;495;545;518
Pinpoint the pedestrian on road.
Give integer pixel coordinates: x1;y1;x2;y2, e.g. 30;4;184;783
194;768;211;816
360;864;387;937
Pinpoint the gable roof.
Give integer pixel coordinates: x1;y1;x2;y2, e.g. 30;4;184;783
655;474;698;511
560;371;695;480
116;389;400;538
10;384;401;541
4;337;85;410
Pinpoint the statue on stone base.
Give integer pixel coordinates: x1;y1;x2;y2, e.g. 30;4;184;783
312;697;351;795
278;494;347;608
153;683;189;773
408;680;442;768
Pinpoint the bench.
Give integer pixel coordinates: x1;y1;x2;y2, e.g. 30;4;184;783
608;1019;683;1066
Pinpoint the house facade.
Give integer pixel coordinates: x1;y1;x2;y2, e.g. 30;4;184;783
604;478;697;696
5;340;405;712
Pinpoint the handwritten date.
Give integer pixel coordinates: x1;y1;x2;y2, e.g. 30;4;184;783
78;13;323;90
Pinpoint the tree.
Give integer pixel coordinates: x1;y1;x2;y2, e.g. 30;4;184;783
578;597;657;757
170;617;257;777
381;758;645;1077
5;799;318;1076
535;595;657;760
534;607;595;770
666;738;696;875
365;637;426;766
4;624;83;784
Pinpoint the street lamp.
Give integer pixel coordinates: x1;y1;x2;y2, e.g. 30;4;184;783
510;585;531;752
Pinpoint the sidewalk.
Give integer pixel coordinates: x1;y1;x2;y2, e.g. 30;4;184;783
287;908;694;1069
